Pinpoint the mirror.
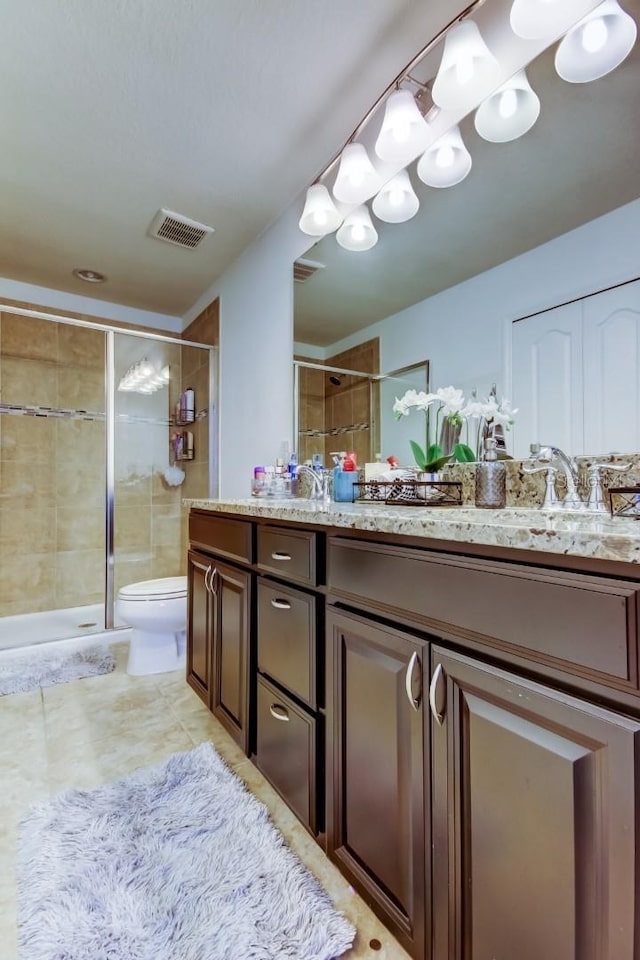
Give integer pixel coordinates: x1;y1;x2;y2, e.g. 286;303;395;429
293;5;640;461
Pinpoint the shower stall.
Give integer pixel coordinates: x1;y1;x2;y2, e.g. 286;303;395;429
0;306;216;650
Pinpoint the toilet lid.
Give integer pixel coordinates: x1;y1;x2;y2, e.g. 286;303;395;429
119;576;187;600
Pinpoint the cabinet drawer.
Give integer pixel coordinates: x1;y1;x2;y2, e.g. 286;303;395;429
255;675;318;833
328;537;639;690
189;511;252;564
257;525;317;586
257;580;317;708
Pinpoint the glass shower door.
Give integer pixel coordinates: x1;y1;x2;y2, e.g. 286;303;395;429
0;313;107;648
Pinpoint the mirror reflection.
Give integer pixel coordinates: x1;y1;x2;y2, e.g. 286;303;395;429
293;6;640;463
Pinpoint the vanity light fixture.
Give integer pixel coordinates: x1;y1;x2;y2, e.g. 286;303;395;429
118;360;170;394
372;169;420;223
332;143;382;205
431;20;502;112
374;88;431;164
336;205;379;252
298;184;343;236
509;0;595;40
474;69;541;142
416;126;472;188
555;0;637;82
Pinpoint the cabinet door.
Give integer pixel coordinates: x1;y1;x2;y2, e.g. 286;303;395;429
583;279;640;454
326;609;427;960
511;301;583;457
186;550;213;706
211;559;252;754
430;646;640;960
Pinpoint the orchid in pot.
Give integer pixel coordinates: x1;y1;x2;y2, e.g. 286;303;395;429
393;386;476;474
462;392;518;460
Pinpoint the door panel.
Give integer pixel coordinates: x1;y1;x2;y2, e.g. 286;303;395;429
326;608;427;959
431;646;640;960
211;559;251;752
186;550;212;705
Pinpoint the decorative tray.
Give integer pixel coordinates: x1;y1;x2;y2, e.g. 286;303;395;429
353;478;463;507
608;486;640;519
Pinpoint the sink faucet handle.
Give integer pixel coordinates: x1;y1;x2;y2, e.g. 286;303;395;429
586;462;631;513
523;464;562;510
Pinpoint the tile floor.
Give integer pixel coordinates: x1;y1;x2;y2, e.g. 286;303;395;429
0;642;410;959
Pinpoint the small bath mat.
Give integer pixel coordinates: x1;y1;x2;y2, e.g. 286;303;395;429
18;742;355;960
0;640;115;697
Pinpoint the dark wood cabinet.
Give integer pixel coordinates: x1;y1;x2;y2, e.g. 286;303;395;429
429;645;640;960
186;548;252;753
210;559;251;753
326;608;428;960
186;549;213;706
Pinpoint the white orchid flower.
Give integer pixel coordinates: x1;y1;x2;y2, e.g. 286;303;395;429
461;399;493;419
435;385;465;416
392;395;411;416
492;397;518;429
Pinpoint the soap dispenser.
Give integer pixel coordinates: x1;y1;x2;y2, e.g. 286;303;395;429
475;437;506;509
333;452;358;502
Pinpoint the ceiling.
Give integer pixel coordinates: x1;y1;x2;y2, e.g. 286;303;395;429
0;0;465;317
294;0;640;346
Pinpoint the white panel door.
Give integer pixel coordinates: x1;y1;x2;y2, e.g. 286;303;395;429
583;280;640;455
511;302;583;458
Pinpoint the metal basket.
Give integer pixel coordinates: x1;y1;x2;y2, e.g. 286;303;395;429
608;486;640;519
353;478;462;507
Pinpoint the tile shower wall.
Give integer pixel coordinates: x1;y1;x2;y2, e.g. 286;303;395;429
324;339;379;467
0;313;106;615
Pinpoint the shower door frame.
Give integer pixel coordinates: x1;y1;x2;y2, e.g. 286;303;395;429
0;304;218;635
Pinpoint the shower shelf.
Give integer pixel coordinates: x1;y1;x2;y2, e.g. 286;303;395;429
300;420;370;439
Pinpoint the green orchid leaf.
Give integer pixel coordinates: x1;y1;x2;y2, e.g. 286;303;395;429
426;443;444;463
409;440;427;471
454;442;476;463
424;454;453;472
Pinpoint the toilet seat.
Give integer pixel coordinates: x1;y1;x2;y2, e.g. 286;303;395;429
118;576;187;601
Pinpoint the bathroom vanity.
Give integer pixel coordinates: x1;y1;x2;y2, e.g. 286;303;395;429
185;499;640;960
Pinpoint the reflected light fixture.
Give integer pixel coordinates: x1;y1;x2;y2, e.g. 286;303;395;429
298;184;343;236
118;360;170;394
73;268;106;283
431;20;501;112
336;205;379;251
474;69;541;142
510;0;593;40
372;170;420;223
332;143;382;204
417;126;472;188
555;0;637;82
374;88;430;164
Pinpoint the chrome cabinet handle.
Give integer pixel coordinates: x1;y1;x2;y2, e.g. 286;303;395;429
270;598;292;610
209;566;218;595
204;565;212;593
271;551;292;561
405;651;421;712
269;703;290;722
429;663;445;726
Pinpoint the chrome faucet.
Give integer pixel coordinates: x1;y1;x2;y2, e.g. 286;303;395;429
296;465;331;503
529;444;583;510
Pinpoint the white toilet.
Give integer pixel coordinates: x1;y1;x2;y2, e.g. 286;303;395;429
117;576;188;676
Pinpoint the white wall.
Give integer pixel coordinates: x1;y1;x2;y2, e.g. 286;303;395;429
184;202;311;497
0;276;181;333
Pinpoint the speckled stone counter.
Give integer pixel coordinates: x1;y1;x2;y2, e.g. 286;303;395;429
185;498;640;565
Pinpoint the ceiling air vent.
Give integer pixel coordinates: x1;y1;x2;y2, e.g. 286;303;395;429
293;257;326;283
149;208;215;249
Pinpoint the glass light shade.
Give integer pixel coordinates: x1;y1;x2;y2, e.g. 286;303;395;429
510;0;593;40
298;184;342;236
332;143;382;204
431;20;502;112
474;70;540;142
416;126;472;188
336;205;379;252
555;0;637;82
372;170;420;223
374;89;430;163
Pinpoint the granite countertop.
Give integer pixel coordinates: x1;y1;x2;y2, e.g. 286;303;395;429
185;498;640;565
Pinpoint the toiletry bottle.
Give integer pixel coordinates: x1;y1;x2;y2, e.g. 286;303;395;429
184;387;195;423
288;452;298;496
312;453;323;471
475;437;506;508
334;453;358;502
252;466;266;497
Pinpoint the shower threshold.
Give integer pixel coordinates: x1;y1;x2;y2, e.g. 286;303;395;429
0;604;128;651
